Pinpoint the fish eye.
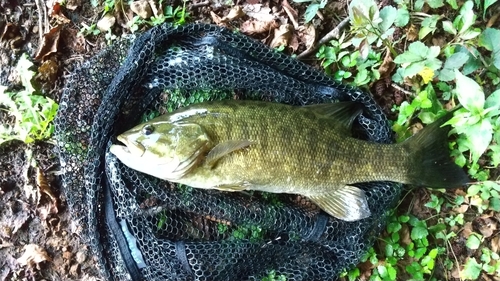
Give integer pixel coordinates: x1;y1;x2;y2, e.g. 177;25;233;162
142;125;154;135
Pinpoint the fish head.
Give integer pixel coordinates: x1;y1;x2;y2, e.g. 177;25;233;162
110;120;210;180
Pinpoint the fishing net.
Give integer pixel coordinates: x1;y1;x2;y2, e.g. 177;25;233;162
54;23;402;281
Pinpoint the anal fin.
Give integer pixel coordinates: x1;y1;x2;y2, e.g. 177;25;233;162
308;185;371;221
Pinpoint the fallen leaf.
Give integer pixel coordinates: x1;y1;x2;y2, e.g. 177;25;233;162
406;24;418;41
270;24;293;48
34;26;61;61
378;49;395;78
16;244;51;268
297;24;316;52
400;223;411;246
490;235;499;253
242;4;275;22
461;221;473;238
282;0;299;29
36;168;58;209
472;214;497;238
97;14;116;32
49;2;71;24
240;20;279;35
0;22;20;41
222;5;245;22
130;0;152;19
453;204;469;214
64;0;80;10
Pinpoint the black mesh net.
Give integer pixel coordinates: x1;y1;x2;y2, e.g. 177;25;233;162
54;23;402;281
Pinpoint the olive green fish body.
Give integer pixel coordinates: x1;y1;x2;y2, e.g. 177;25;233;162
110;100;468;221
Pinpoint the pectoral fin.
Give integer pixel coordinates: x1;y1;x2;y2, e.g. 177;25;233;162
308;185;371;221
206;140;252;167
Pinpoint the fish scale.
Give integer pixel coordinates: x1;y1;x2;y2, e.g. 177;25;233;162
110;100;468;221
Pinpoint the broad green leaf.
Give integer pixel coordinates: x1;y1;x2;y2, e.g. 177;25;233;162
411;225;429;240
419;15;440;39
478;28;500;70
395;8;409;27
379;6;397;32
485;89;500;110
438;52;469;81
484;0;498;18
466;233;482;249
466;120;493;162
442;20;457;35
394;41;427;64
15;53;36;94
459;29;481;40
454;70;484;113
447;0;459;8
304;3;320;23
457;1;476;34
460;258;482;280
414;0;425;10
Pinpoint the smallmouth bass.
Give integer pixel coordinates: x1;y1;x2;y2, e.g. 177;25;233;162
110;100;468;221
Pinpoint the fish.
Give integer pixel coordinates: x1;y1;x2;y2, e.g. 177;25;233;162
110;100;468;221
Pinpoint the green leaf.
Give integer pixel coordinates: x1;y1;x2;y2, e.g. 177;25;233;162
478;28;500;70
304;3;320;23
15;53;36;94
461;258;482;279
454;70;484;113
442;20;457;35
485;89;500;110
411;225;429;240
419;15;440;39
484;0;499;18
447;0;459;8
466;119;493;162
466;233;482;249
438;52;469;81
490;197;500;211
457;1;476;34
379;6;397;32
395;8;410;27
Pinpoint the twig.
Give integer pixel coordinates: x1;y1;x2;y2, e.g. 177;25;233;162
297;17;350;59
34;0;49;44
391;83;415;96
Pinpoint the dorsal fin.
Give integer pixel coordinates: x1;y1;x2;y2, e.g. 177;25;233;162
205;140;253;168
301;102;362;133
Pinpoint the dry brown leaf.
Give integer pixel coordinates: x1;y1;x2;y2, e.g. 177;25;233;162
97;14;116;32
210;11;224;25
461;221;473;238
406;24;418;41
130;0;153;19
0;22;20;41
453;204;469;214
473;214;497;238
282;0;299;29
240;20;279;35
400;223;411;246
242;4;275;22
491;235;499;253
49;2;71;24
270;24;293;48
34;26;61;61
378;49;395;78
298;24;316;52
64;0;80;10
16;244;51;268
222;5;245;22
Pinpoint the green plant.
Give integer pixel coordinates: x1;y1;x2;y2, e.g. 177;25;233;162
79;23;101;37
292;0;327;23
0;54;59;145
262;270;287;281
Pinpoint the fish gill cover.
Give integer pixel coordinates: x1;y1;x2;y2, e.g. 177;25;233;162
54;23;401;281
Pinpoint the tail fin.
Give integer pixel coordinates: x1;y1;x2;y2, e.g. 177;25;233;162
402;112;469;188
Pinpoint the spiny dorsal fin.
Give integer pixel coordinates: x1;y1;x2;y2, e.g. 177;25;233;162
301;102;362;133
307;185;371;221
206;140;252;167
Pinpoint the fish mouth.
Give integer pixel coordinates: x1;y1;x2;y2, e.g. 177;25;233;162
116;135;145;157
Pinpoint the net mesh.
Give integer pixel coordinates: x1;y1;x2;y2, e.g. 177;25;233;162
54;23;402;281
